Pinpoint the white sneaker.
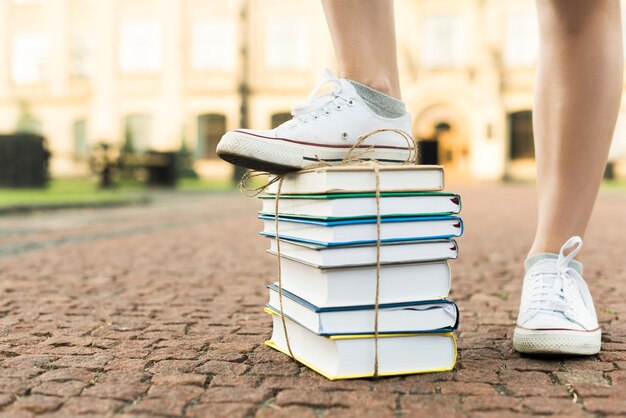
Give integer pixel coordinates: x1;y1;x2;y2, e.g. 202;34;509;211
513;236;601;355
216;68;413;173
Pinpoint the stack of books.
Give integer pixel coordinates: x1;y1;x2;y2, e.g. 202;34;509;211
258;165;463;380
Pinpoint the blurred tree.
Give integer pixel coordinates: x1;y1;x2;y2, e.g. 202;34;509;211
178;129;198;179
122;123;135;154
15;100;42;135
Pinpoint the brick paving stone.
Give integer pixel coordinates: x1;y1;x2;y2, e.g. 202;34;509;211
256;406;317;418
201;350;247;363
584;397;626;415
149;360;200;374
48;354;111;370
195;360;250;376
0;367;43;379
323;406;397;418
469;412;527;418
600;351;626;362
127;384;203;416
453;368;499;384
554;370;610;386
248;361;301;376
438;382;497;395
498;369;553;385
609;369;626;384
400;394;464;418
573;384;624;397
36;368;95;383
504;358;563;372
370;378;435;394
462;395;522;412
562;358;616;371
504;382;571;397
0;377;33;396
81;382;150;401
151;372;207;386
522;397;585;416
0;411;35;418
209;374;261;388
31;381;88;397
103;358;149;371
0;186;624;416
201;387;271;404
274;389;341;408
185;402;256;418
334;391;397;409
9;395;63;414
61;396;125;415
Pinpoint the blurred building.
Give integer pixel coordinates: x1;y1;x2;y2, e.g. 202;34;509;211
1;0;626;180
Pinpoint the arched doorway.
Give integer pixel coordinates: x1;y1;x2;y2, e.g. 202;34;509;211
414;105;471;179
196;114;226;159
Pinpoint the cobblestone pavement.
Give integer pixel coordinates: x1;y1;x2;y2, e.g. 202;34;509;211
0;184;624;418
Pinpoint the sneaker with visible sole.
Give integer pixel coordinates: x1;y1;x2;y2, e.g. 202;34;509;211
216;68;413;174
513;236;601;355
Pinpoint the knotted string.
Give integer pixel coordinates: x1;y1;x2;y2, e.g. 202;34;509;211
242;128;419;377
274;176;296;358
373;165;381;377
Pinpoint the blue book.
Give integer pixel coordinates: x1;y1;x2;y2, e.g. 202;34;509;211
259;215;463;246
266;284;459;336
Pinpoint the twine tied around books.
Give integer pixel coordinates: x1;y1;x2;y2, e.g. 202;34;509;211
241;128;418;378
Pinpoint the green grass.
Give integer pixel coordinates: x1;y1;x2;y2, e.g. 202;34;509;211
601;179;626;192
0;178;144;209
177;177;236;192
0;176;252;210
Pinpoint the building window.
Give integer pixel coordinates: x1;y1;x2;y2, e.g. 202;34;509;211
196;114;226;159
271;112;292;128
70;31;93;78
11;32;48;85
11;0;45;4
123;114;153;152
119;19;162;74
191;19;237;72
73;119;88;158
504;14;538;67
422;14;464;68
266;20;309;70
509;111;535;159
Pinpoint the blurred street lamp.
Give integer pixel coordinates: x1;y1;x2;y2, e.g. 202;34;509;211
233;0;250;182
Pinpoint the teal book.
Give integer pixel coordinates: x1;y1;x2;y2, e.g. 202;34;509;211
259;215;463;246
259;191;461;220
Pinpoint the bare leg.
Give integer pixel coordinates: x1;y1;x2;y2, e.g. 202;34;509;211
529;0;623;257
321;0;402;100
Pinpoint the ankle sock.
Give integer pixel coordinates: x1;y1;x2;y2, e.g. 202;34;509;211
525;253;583;275
346;79;407;118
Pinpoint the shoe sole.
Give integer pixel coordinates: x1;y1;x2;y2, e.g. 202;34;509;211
513;326;601;355
216;130;412;174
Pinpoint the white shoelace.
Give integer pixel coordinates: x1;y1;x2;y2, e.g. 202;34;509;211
525;236;597;328
288;68;354;125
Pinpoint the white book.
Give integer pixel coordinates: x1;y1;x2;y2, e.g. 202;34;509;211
260;215;463;246
266;311;457;380
266;165;444;195
267;238;458;268
270;257;451;307
259;191;461;219
266;285;459;335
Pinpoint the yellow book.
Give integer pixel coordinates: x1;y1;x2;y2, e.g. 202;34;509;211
265;307;457;380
